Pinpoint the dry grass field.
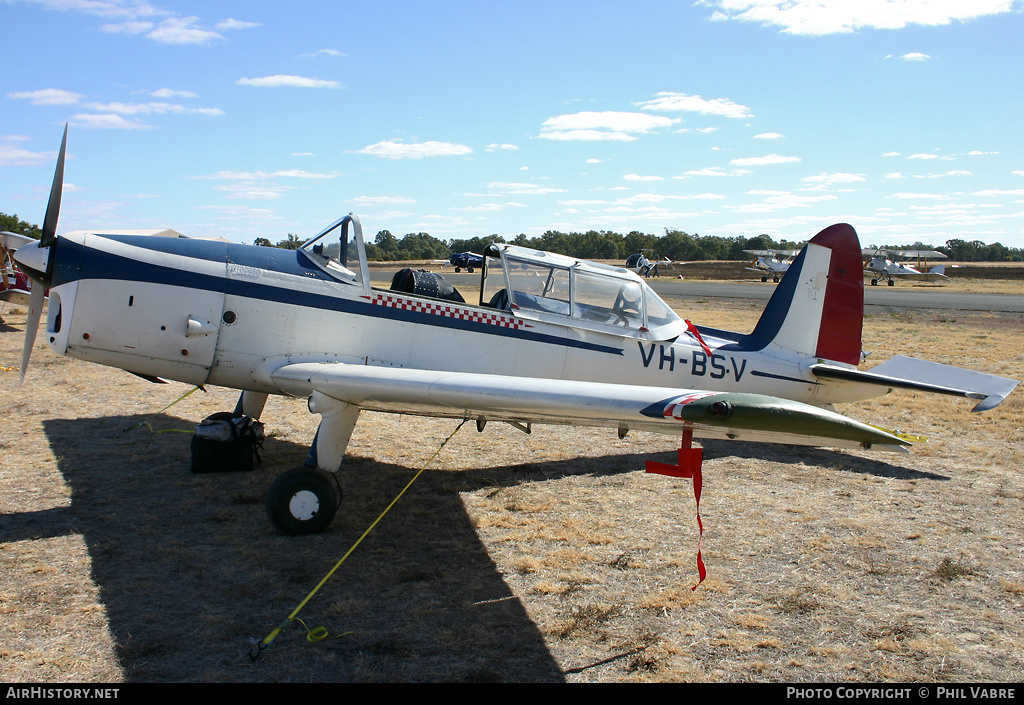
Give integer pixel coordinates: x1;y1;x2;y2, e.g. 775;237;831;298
1;277;1022;683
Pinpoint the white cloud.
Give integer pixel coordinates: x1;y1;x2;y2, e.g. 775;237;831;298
538;111;677;141
636;92;753;119
908;153;939;160
617;193;726;205
730;191;838;213
302;48;346;58
887;192;949;199
0;143;56;166
703;0;1016;36
730;154;802;166
453;202;527;212
624;174;664;182
681;167;728;177
216;183;293;200
7;88;84;106
236;75;341;88
585;158;602;164
485;143;519;151
538;129;638;142
900;52;931;61
100;21;155;35
350;196;416;206
803;172;866;187
485;181;567;195
882;151;901;157
150;88;198;98
69;113;153;130
146;17;223;45
82;101;223;117
193;170;338;180
753;132;784;139
216;18;260;31
918;170;971;178
974;189;1024;196
355;140;472;159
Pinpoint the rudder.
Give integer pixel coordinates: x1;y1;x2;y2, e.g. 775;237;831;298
743;223;864;365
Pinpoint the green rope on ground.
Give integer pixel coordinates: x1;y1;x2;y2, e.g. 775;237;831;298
253;418;468;658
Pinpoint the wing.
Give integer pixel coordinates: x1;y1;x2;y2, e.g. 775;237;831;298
270;362;911;452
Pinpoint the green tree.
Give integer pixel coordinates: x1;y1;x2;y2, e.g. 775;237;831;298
275;234;304;250
0;212;42;239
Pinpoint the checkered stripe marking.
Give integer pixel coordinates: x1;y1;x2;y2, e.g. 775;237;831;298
367;293;529;329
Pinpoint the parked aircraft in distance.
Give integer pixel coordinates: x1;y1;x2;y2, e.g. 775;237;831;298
625;250;676;277
14;127;1018;538
1;231;39;305
447;251;484;273
863;248;949;286
743;249;798;283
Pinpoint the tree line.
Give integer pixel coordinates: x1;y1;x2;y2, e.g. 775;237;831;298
258;227;1024;263
3;212;1021;262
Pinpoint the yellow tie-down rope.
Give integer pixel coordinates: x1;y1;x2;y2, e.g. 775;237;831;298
123;385;206;434
251;418;468;659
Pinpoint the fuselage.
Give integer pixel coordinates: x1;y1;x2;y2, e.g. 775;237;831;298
38;229;887;410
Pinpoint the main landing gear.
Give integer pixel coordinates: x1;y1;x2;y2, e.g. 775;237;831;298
211;390;358;535
267;391;359;536
265;467;341;535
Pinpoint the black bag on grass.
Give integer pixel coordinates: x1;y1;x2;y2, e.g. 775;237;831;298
190;412;265;474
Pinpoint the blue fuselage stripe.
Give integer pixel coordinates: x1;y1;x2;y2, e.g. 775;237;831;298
56;237;624;356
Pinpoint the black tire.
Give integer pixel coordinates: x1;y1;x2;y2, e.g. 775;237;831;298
887;279;895;286
266;467;340;535
454;266;461;273
871;279;878;286
761;276;767;282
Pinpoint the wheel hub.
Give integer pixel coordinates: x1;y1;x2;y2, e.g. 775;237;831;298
289;490;320;520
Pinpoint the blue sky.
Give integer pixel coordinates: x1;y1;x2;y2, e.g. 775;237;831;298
3;0;1023;248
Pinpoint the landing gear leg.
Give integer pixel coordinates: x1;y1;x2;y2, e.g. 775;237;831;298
234;390;268;419
265;392;360;535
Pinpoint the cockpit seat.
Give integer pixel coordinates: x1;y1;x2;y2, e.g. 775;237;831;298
486;288;510;310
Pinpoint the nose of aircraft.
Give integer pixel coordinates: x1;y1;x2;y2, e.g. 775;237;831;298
12;241;51;284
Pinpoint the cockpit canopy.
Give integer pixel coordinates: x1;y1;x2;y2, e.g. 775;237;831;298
296;215;683;338
482;243;682;336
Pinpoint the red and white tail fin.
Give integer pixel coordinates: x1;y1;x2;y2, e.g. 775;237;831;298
745;223;864;365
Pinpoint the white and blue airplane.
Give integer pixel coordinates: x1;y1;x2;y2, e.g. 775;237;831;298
14;129;1019;535
863;248;950;286
744;248;799;283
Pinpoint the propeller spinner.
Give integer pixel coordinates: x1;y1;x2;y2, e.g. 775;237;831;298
13;124;67;383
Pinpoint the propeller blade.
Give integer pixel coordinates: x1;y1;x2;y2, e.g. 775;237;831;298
20;281;46;384
40;124;68;248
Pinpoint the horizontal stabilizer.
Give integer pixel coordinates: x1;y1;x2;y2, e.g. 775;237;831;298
812;355;1019;412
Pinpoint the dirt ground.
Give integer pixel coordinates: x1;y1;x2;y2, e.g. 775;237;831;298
1;286;1022;683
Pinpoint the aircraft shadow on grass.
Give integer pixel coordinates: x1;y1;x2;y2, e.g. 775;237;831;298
20;413;567;682
6;411;949;682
